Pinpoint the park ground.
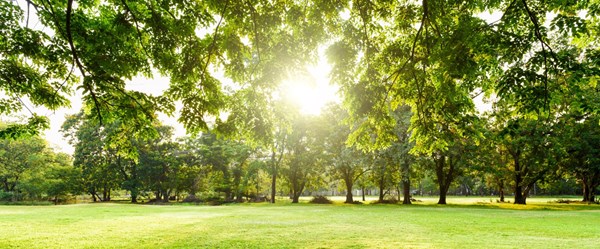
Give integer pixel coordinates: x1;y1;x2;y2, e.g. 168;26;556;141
1;196;599;248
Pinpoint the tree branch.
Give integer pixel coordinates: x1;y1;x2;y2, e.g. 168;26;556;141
65;0;103;123
201;0;230;82
120;0;152;61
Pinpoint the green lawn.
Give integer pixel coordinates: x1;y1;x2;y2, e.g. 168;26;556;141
1;197;599;248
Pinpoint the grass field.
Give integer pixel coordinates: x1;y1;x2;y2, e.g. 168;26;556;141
1;196;599;248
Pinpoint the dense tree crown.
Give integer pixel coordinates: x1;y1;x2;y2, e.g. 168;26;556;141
0;0;599;204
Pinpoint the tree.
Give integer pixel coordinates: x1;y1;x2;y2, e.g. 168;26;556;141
368;150;398;202
494;116;560;205
283;114;325;203
44;153;81;204
61;112;124;202
137;125;179;202
322;104;369;204
0;135;46;199
389;105;415;204
559;116;600;203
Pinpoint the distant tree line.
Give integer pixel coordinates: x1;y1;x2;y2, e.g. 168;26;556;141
2;100;597;205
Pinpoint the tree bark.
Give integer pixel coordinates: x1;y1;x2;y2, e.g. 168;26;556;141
378;181;385;202
582;180;589;202
344;174;354;203
499;180;505;202
514;168;526;204
270;168;277;203
438;190;447;205
131;164;138;203
435;154;453;205
361;186;366;202
402;160;412;205
402;179;412;204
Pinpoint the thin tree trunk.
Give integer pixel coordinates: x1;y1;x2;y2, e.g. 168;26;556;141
499;180;505;202
402;160;411;204
361;186;366;202
378;183;385;202
402;179;412;204
270;169;277;203
435;154;451;205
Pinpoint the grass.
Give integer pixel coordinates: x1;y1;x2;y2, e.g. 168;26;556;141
1;196;599;248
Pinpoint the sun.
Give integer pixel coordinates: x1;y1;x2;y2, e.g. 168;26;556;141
281;61;338;115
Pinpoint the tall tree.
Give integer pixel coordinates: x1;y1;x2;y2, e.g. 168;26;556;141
61;112;125;202
322;103;369;204
283;114;324;203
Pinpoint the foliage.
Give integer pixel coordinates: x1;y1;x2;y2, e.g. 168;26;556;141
2;0;600;205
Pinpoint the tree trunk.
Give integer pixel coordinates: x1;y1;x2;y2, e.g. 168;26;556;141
402;178;412;204
514;184;526;204
344;175;354;203
233;166;242;202
438;190;447;205
270;168;277;204
162;190;169;202
514;167;526;204
582;181;589;202
361;186;366;202
511;150;526;204
93;192;103;202
378;183;385;202
292;189;300;203
435;154;452;205
131;164;138;203
102;188;111;202
402;161;412;205
498;180;505;203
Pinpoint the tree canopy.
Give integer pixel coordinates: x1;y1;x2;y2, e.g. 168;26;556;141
1;0;599;205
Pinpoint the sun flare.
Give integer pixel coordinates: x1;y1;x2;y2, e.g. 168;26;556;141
281;59;338;115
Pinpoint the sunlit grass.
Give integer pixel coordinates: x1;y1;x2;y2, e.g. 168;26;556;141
1;196;599;248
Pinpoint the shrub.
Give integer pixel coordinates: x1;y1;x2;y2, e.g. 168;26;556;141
0;191;13;201
309;195;332;204
372;197;399;204
182;194;200;203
